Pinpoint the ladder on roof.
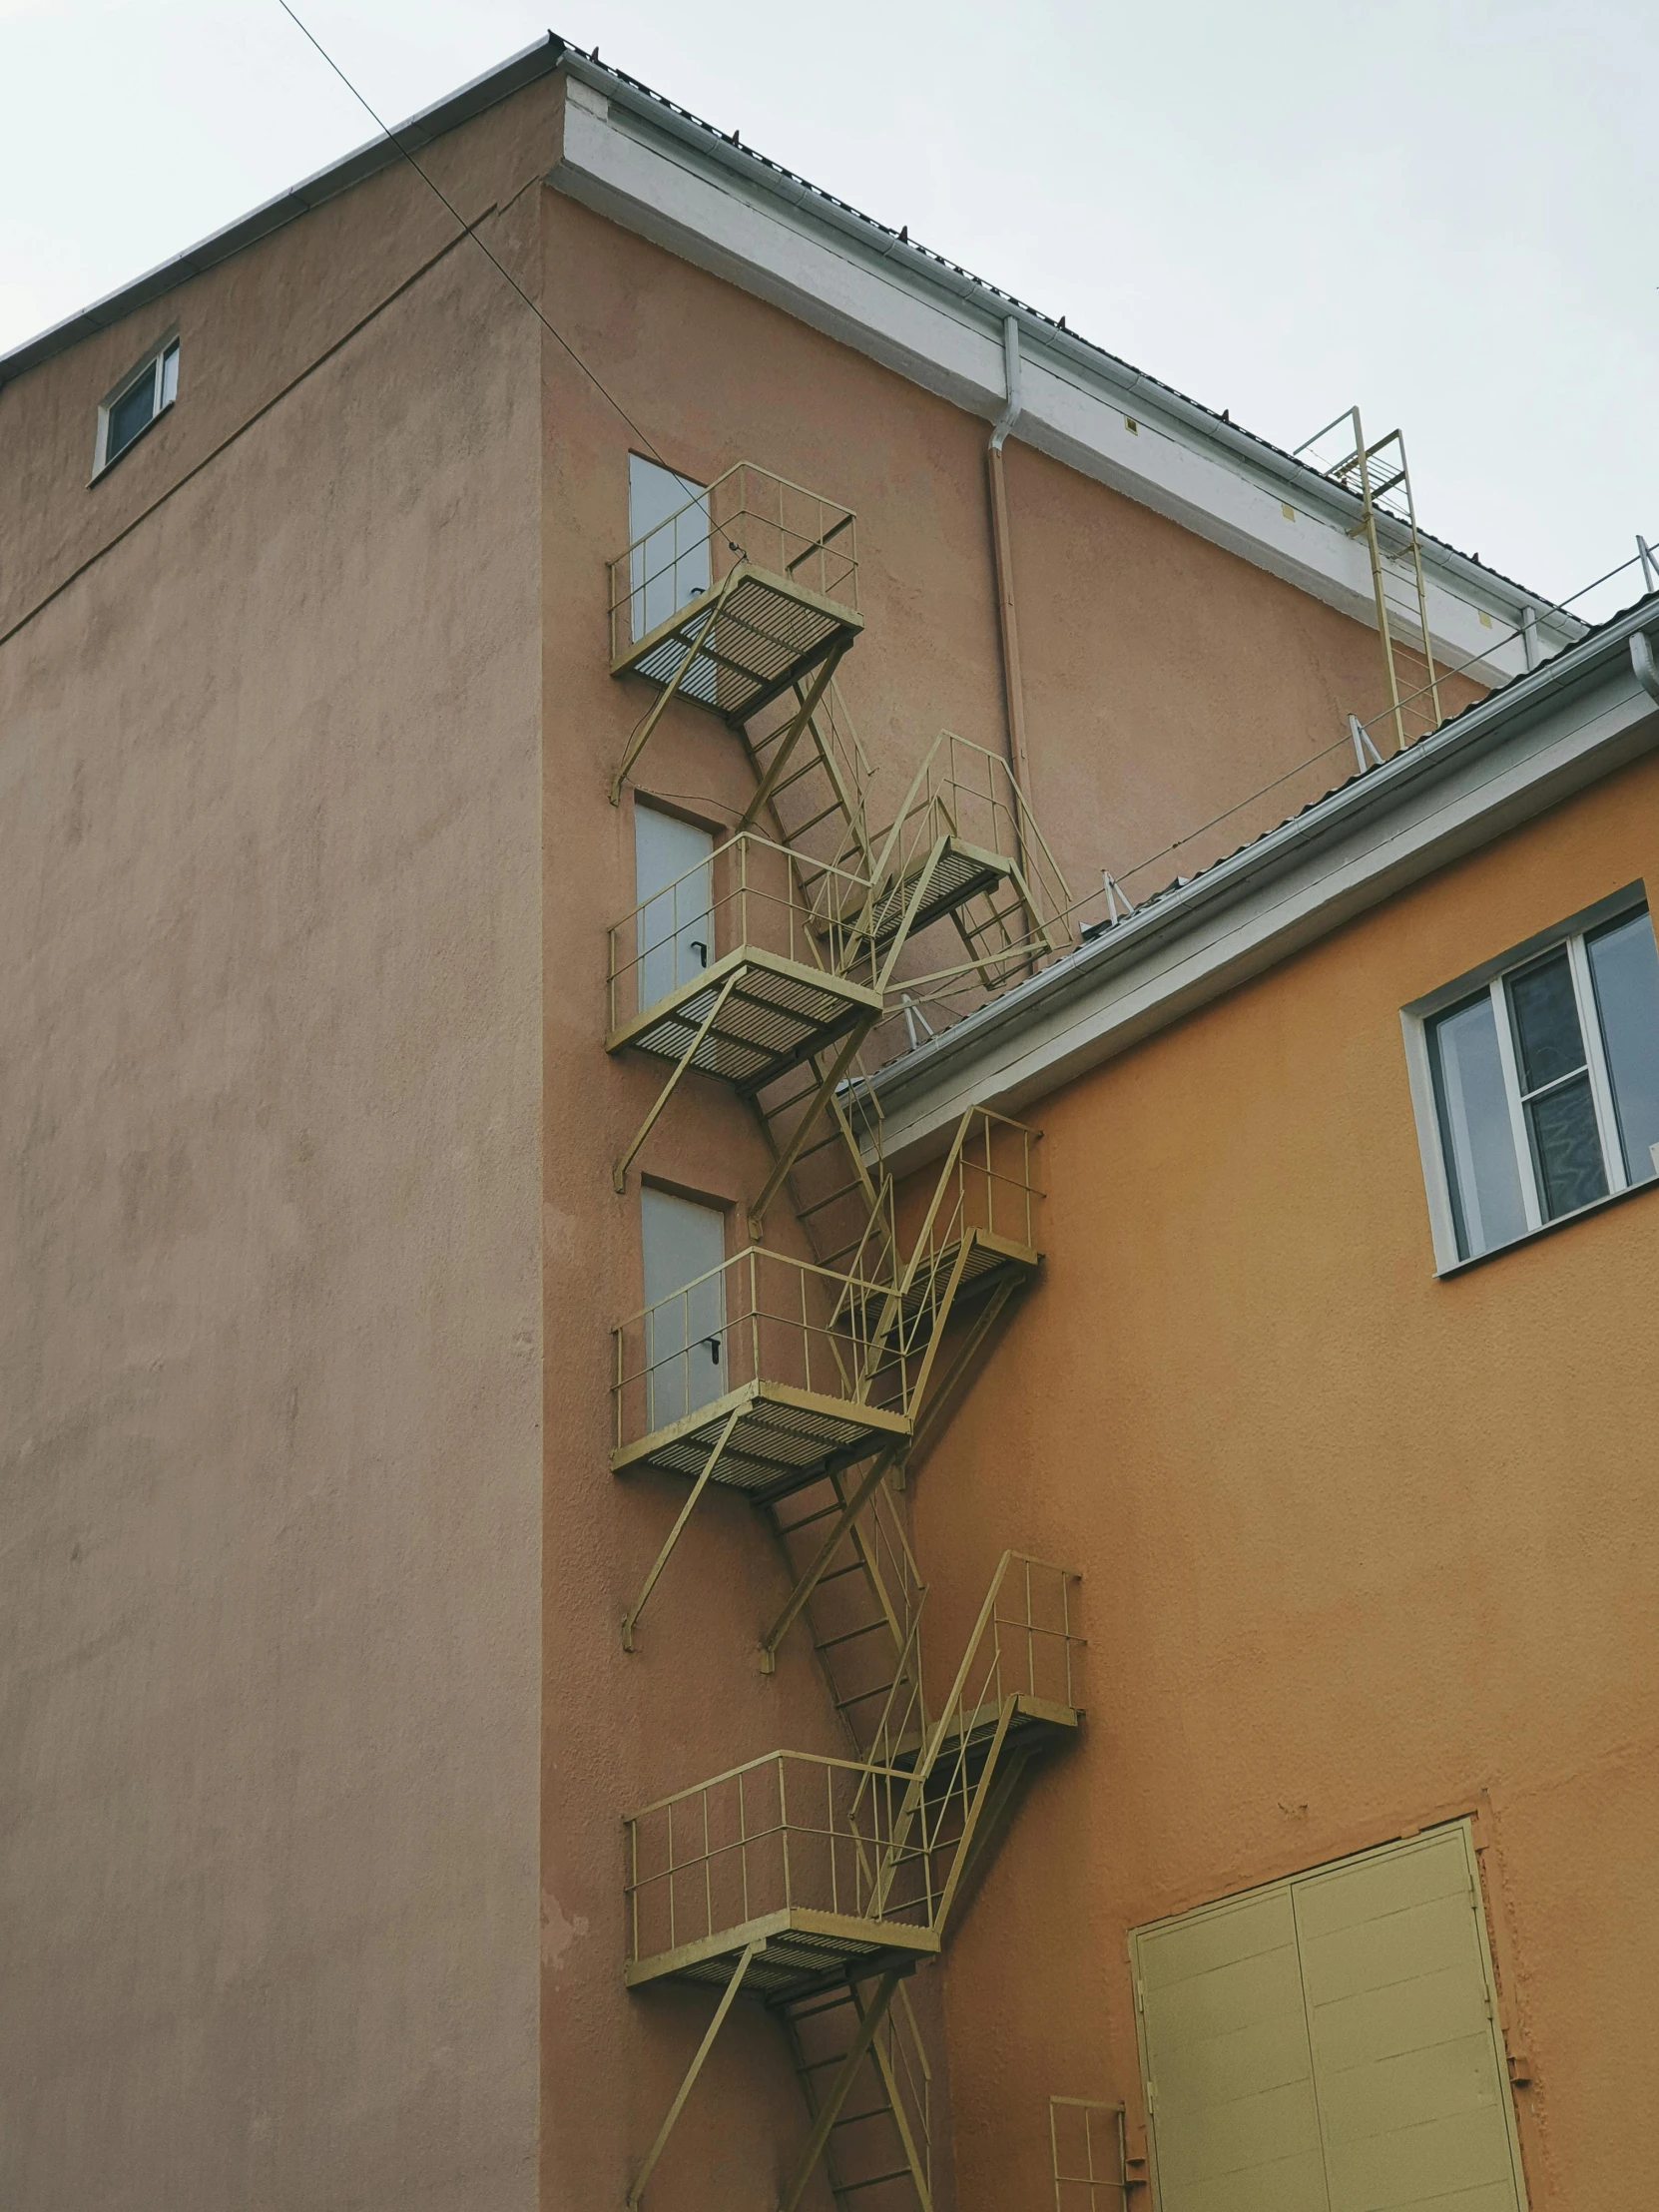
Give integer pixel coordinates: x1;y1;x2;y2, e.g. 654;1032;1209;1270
1296;405;1444;753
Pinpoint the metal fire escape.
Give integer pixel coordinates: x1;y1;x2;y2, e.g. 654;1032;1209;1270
603;463;1084;2208
1295;407;1444;753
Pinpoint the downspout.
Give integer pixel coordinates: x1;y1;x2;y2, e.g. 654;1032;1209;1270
1632;630;1659;707
986;316;1034;803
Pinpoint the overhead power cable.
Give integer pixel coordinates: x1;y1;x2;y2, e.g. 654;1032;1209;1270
273;5;667;463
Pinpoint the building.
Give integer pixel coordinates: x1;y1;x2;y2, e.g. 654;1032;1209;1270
2;32;1654;2212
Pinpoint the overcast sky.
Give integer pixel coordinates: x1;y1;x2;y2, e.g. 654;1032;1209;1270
4;0;1655;621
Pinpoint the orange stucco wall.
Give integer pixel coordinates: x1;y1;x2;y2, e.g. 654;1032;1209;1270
911;750;1659;2210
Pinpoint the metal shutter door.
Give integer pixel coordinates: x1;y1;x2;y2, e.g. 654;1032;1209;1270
1135;1885;1331;2212
1295;1828;1525;2212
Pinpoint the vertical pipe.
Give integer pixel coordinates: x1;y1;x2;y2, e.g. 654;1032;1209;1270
986;316;1035;805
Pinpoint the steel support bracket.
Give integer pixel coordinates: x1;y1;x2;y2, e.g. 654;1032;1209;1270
626;1938;762;2208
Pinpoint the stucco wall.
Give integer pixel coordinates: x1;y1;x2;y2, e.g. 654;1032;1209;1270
530;139;1494;2211
0;121;546;2212
911;751;1659;2209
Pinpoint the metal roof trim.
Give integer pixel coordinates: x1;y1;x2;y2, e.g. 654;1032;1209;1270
865;593;1659;1123
0;31;1578;632
556;48;1578;633
0;34;565;388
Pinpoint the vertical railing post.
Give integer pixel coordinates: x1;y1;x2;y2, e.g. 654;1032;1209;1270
702;1790;712;1945
779;1758;792;1909
738;1767;750;1925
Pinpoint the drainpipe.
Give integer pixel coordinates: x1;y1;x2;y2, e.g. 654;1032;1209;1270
1632;630;1659;707
986;316;1034;804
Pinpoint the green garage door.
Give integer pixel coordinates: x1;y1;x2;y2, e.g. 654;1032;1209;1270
1131;1825;1526;2212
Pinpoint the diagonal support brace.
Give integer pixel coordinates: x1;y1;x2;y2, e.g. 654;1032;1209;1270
850;1976;934;2212
758;1442;900;1673
626;1938;762;2208
738;649;843;831
747;1018;874;1241
778;1965;904;2212
610;568;742;806
613;970;743;1194
621;1405;743;1651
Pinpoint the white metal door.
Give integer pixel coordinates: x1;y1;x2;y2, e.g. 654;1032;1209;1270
635;805;715;1013
641;1188;727;1430
628;454;711;640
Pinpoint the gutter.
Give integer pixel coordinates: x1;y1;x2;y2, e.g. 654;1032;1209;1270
556;48;1580;644
984;317;1033;801
0;27;1578;647
865;600;1659;1153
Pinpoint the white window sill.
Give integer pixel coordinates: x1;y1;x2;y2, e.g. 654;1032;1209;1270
1437;1168;1659;1279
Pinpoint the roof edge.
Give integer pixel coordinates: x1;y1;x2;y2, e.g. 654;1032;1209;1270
557;49;1581;634
0;29;1586;633
0;33;565;389
866;592;1659;1144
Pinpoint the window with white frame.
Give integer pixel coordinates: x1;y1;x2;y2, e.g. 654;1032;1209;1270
1409;892;1659;1267
95;336;180;475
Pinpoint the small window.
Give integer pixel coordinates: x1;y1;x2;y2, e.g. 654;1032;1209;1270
95;337;180;475
1413;896;1659;1266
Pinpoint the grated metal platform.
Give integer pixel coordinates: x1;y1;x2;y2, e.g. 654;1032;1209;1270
614;563;863;728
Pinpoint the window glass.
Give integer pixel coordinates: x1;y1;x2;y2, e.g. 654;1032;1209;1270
158;341;179;407
1505;952;1607;1219
1588;909;1659;1185
1428;996;1527;1261
106;368;156;462
1506;949;1583;1090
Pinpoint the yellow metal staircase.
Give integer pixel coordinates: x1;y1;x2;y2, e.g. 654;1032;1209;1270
602;463;1082;2208
623;1556;1083;2209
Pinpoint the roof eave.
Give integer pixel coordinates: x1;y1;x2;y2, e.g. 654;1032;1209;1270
865;596;1659;1160
0;33;565;389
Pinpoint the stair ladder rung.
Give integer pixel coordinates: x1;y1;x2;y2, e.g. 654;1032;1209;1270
815;1618;888;1655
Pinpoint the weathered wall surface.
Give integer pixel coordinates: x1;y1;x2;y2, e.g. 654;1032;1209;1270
530;98;1497;2211
912;750;1659;2209
0;103;547;2212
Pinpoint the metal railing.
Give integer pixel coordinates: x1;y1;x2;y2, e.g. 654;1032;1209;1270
625;1747;935;1968
861;1108;1040;1382
863;731;1074;966
608;461;858;666
609;832;880;1034
1050;2098;1129;2209
820;1552;1081;1924
624;1553;1082;1965
612;1246;912;1450
910;1107;1039;1259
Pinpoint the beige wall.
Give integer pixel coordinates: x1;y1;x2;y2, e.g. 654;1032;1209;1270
0;101;548;2212
914;752;1659;2209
